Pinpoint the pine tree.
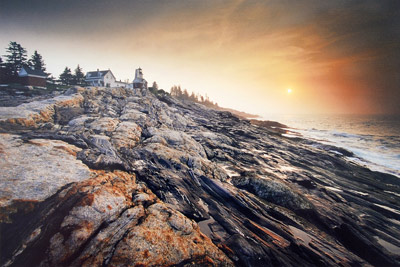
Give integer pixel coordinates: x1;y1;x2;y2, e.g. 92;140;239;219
0;56;5;83
177;86;182;98
152;81;159;90
4;41;27;76
59;67;72;85
73;65;85;85
0;56;12;83
29;50;46;72
170;85;185;98
189;92;196;101
170;85;178;96
183;89;189;100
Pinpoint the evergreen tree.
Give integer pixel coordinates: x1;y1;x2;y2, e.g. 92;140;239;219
72;65;85;85
170;85;177;96
59;67;72;85
189;92;196;101
149;81;158;94
177;86;182;97
183;89;189;100
152;81;159;90
4;41;27;76
0;56;5;83
29;50;46;72
169;84;220;108
170;85;185;98
0;56;13;83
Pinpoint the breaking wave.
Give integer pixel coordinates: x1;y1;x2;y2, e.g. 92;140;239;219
262;114;400;178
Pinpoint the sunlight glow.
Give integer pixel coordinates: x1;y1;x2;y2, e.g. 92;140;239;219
287;88;292;94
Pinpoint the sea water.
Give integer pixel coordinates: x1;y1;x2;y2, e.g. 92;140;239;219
261;114;400;178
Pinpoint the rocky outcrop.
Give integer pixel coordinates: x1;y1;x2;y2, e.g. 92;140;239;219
0;93;84;129
1;170;231;266
0;133;91;221
1;86;399;266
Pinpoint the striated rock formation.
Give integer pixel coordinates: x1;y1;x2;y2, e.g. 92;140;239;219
0;86;399;266
1;170;230;266
0;134;91;215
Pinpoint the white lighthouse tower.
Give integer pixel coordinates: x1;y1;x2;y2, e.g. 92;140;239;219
132;67;148;89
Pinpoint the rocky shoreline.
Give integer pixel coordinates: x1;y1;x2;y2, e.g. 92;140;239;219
1;86;399;266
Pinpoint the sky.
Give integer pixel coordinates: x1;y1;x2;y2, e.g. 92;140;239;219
1;0;399;115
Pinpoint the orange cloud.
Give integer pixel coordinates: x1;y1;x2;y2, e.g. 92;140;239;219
2;0;398;114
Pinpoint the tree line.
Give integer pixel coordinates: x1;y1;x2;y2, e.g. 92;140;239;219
0;41;46;83
59;65;86;86
170;85;218;108
0;41;86;86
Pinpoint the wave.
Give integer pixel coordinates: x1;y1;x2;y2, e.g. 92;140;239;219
287;126;400;178
312;134;399;177
261;114;400;178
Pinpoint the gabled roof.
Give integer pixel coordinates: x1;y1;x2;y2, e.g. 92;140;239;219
86;70;115;80
19;65;47;77
86;70;108;78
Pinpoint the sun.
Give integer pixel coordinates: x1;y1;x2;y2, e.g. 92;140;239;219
287;88;292;94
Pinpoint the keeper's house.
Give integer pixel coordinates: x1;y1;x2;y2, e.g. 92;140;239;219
18;66;48;87
85;69;128;88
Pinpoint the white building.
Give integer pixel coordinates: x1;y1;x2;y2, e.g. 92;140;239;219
132;68;147;89
115;80;130;88
85;69;129;88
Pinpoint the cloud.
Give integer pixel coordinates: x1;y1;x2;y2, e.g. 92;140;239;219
1;0;399;114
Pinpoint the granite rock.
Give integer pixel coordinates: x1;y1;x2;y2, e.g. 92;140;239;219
1;86;399;266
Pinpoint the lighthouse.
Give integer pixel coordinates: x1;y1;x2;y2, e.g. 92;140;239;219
132;67;148;89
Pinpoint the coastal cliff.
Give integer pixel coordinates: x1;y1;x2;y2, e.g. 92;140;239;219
0;87;399;266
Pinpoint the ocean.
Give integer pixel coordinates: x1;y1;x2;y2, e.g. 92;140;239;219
261;114;400;178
